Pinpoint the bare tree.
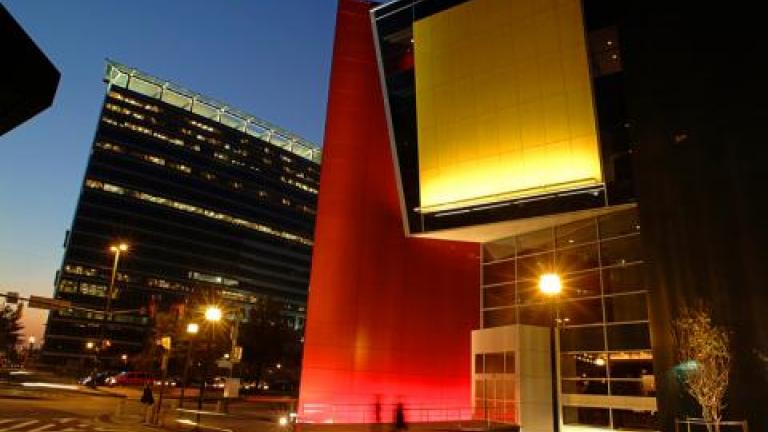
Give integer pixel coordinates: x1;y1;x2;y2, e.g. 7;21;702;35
673;305;730;431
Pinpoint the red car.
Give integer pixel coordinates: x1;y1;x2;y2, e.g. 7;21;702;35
107;371;156;386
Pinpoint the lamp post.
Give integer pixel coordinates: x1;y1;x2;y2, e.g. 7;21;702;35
197;306;221;427
179;322;199;409
95;242;128;377
25;336;36;368
539;272;562;432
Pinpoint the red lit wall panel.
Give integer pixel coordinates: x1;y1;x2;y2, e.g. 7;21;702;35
297;0;480;424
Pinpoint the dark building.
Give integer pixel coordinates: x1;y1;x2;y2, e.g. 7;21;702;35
42;61;321;368
300;1;767;431
0;3;59;136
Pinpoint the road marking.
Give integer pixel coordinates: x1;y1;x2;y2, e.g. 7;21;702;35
2;420;39;430
25;424;55;432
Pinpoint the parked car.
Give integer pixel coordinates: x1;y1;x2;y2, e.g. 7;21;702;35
78;371;114;386
107;371;156;386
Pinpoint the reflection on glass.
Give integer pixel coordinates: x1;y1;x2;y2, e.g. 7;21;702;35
561;298;604;325
598;208;640;239
563;407;610;427
601;235;643;266
557;243;599;273
516;228;553;256
561;326;605;352
562;379;608;395
564;270;601;298
603;264;645;293
518;304;553;326
561;353;607;378
484;284;515;308
483;308;516;327
484;260;516;285
484;236;515;262
604;293;648;323
556;218;597;248
612;408;658;430
607;324;651;350
517;252;554;281
608;351;653;378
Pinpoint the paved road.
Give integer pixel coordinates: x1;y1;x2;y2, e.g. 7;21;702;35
0;395;127;432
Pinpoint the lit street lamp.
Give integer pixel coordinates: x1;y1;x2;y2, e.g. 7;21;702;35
179;322;199;409
539;272;563;432
25;336;36;368
95;242;129;377
197;306;222;423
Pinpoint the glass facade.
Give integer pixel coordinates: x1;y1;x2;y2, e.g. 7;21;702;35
43;67;319;367
481;207;656;430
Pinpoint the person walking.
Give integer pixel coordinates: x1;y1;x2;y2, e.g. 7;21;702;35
141;382;155;424
394;402;407;432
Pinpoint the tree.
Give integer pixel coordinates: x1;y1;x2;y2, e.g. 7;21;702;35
673;304;731;431
239;298;303;393
0;303;24;362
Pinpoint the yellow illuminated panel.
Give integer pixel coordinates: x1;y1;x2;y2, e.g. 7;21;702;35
414;0;603;213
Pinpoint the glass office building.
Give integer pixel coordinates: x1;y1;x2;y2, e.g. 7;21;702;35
480;207;655;429
43;61;320;367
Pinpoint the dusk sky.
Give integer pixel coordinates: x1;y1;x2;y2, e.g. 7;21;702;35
0;1;339;342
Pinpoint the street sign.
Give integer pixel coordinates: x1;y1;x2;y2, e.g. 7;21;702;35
28;295;71;311
159;336;172;350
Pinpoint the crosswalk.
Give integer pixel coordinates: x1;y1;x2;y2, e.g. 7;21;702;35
0;418;119;432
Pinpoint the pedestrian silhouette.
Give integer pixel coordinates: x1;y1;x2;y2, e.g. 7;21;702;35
394;402;407;432
141;383;154;423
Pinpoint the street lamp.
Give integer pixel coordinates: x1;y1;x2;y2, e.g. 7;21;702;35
197;306;223;422
95;242;129;376
25;336;36;368
85;341;95;350
539;273;562;296
179;322;199;409
539;272;563;432
205;306;222;322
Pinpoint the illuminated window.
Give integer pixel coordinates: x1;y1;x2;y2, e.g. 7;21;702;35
84;179;313;246
143;154;165;166
64;264;99;277
58;279;79;293
188;271;239;287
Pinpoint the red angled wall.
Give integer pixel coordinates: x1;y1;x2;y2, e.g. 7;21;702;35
297;0;480;424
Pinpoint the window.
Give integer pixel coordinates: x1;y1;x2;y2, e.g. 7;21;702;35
598;208;640;239
604;293;648;323
556;218;597;248
483;260;515;286
483;284;515;308
601;235;643;267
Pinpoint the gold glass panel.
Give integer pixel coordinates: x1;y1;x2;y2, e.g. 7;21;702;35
414;0;603;212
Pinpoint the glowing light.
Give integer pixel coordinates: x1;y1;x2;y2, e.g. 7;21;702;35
28;336;35;344
85;341;95;350
539;273;562;296
594;357;606;366
187;323;200;334
278;417;289;426
110;243;129;253
205;306;222;322
21;382;78;390
414;0;602;213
